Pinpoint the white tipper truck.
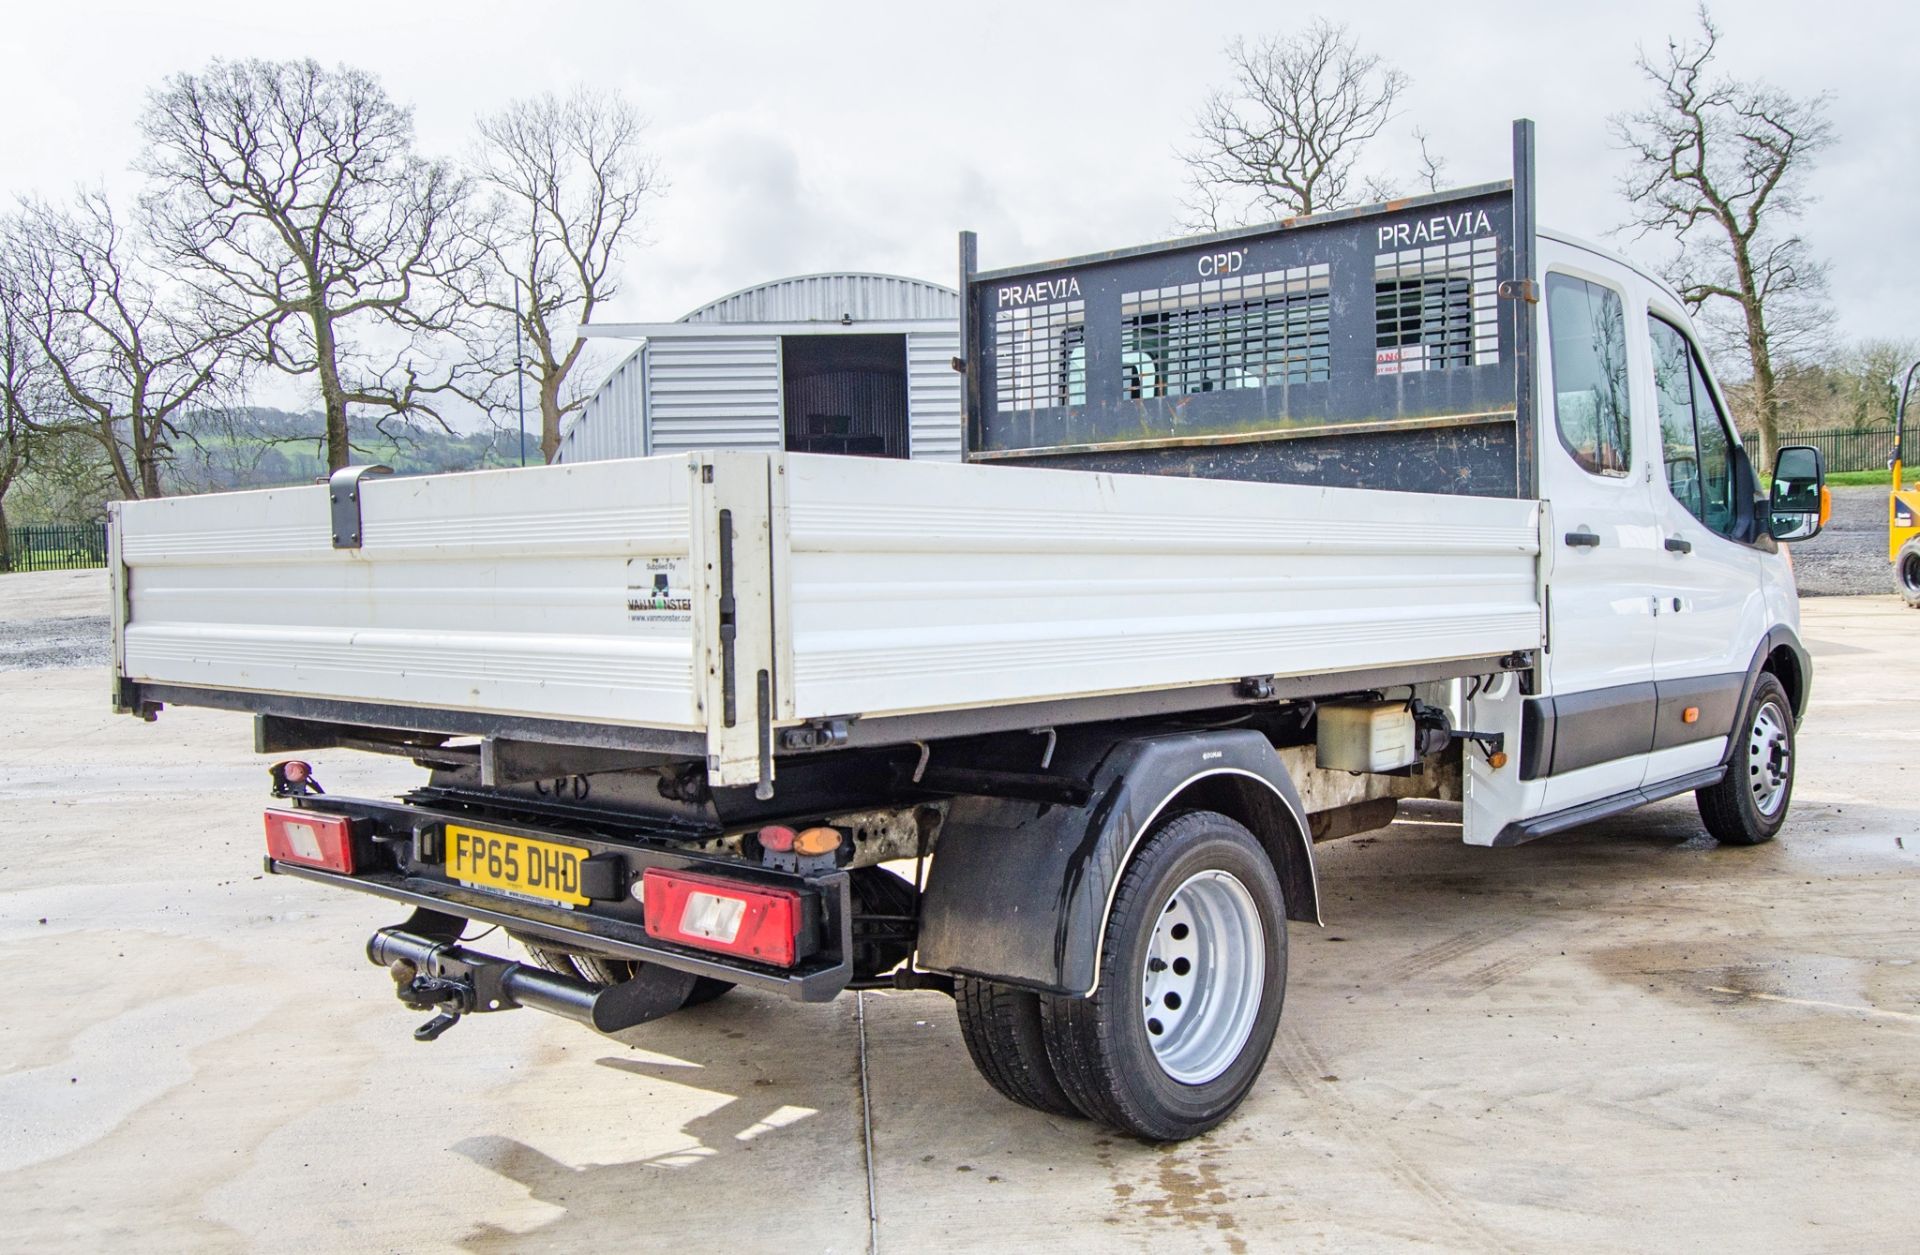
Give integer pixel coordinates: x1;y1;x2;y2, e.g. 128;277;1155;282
106;123;1829;1141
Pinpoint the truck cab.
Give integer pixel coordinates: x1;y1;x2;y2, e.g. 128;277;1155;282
1495;230;1811;843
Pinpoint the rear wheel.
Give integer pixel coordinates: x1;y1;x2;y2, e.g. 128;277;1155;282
955;978;1082;1117
1696;672;1796;845
1038;810;1287;1142
1896;537;1920;608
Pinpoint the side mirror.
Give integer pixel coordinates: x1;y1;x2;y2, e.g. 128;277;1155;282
1769;444;1828;541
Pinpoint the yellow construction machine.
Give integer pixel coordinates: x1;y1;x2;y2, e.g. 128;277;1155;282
1893;360;1920;607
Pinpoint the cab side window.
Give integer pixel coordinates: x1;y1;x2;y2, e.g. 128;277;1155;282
1648;316;1737;536
1546;274;1632;477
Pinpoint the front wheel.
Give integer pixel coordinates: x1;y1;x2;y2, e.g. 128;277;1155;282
1696;672;1796;845
1896;537;1920;608
1039;810;1287;1142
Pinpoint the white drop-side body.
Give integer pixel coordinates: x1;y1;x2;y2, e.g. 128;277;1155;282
112;451;1543;788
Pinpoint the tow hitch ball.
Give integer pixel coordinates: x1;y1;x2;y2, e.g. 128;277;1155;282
386;960;471;1042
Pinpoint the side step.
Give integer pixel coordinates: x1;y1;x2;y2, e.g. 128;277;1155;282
1491;766;1727;847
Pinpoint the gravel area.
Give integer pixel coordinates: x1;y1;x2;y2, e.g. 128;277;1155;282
1791;484;1893;597
0;570;111;671
0;614;110;671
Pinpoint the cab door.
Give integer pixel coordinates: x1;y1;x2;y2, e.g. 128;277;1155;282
1642;312;1767;782
1533;252;1663;811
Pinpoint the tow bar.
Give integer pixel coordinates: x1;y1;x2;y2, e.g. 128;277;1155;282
367;922;689;1040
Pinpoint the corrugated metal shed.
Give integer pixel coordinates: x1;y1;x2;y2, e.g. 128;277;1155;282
557;273;962;466
554;346;645;464
645;337;784;454
681;273;959;324
907;327;963;460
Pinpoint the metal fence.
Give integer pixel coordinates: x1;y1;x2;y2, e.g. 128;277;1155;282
1774;426;1902;474
4;522;109;573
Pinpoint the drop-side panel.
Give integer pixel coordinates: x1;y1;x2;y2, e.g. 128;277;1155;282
118;459;703;729
779;454;1541;720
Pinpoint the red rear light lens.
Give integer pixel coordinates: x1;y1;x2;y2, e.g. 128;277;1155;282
264;809;357;874
642;868;802;967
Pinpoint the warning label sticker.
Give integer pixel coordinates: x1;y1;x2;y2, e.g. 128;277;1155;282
625;556;693;624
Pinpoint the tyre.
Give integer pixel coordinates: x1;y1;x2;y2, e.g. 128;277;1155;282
1897;538;1920;608
955;977;1082;1117
1038;810;1287;1142
1696;672;1796;845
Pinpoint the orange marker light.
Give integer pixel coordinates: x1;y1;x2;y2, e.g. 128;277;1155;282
1683;706;1700;725
1488;751;1509;770
794;826;843;856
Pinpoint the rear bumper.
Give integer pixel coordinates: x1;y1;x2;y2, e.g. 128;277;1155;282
265;798;856;1003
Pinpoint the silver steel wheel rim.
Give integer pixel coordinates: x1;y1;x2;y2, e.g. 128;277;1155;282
1141;870;1265;1085
1747;700;1791;817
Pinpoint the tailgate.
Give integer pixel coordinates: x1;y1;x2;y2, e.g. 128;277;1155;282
112;456;718;734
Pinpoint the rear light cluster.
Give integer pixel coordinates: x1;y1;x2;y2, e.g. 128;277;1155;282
642;868;804;966
264;809;359;873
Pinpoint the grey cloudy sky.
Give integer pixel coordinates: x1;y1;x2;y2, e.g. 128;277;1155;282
4;0;1915;406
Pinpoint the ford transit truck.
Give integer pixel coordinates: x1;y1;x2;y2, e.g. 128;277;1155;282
106;123;1829;1141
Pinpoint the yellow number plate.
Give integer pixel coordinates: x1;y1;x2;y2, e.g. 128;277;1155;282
446;825;590;908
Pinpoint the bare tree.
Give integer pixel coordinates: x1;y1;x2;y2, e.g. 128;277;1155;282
1413;128;1447;194
3;192;238;501
0;275;36;566
458;89;660;463
1613;5;1834;465
139;59;478;473
1179;21;1408;229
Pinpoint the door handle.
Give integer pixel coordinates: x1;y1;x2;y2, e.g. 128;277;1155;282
1564;530;1601;548
1664;537;1693;554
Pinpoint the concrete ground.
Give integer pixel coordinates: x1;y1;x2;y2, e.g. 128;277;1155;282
1;571;1915;1253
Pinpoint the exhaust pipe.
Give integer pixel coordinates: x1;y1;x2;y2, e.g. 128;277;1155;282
367;927;685;1034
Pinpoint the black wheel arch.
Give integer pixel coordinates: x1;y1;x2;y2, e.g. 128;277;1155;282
1736;624;1811;736
916;726;1317;997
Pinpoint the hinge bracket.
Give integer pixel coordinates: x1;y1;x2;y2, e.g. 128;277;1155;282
1498;278;1539;304
779;719;850;753
329;464;394;549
